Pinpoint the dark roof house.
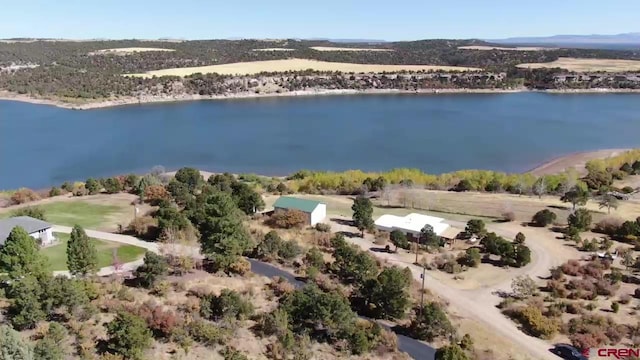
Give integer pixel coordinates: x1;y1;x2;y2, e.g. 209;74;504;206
0;216;53;246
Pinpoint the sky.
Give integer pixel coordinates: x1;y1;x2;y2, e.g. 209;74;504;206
1;0;639;41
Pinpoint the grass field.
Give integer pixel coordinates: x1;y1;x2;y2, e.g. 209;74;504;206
458;45;549;51
127;58;481;77
43;233;146;271
517;57;640;72
309;46;394;52
88;47;175;55
37;201;124;229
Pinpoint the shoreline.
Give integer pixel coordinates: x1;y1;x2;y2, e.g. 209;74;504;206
3;87;640;110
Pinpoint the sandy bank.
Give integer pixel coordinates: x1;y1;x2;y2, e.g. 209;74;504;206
2;87;640;111
527;148;631;176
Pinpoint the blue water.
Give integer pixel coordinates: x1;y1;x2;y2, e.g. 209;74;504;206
2;93;640;189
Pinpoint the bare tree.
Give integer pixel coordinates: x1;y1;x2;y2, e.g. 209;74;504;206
533;177;546;199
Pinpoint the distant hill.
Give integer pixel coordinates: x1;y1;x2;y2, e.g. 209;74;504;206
305;38;387;43
490;32;640;49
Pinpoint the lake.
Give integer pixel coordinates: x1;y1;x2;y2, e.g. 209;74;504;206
2;93;640;189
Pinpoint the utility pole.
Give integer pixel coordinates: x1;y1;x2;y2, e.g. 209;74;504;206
419;265;426;317
415;237;419;264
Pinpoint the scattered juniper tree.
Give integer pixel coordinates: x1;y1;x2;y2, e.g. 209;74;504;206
352;196;374;237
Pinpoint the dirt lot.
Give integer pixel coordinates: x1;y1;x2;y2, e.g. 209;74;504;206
517;57;640;72
88;47;175;55
310;46;394;52
128;58;480;77
458;45;549;51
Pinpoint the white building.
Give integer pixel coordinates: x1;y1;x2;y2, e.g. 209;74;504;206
0;216;55;247
273;196;327;226
374;213;460;240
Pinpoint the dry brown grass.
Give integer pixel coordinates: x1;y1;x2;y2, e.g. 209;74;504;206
252;48;295;51
127;58;480;77
88;47;175;55
310;46;394;52
517;57;640;72
459;45;550;51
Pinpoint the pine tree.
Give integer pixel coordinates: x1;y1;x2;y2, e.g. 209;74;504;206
352;196;374;237
66;225;98;276
0;324;34;359
0;226;48;280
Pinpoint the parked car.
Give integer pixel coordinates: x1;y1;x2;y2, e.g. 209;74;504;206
550;344;588;360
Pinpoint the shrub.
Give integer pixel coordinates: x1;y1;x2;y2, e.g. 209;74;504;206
144;185;170;205
622;186;635;194
502;211;516;222
458;248;481;267
127;216;158;238
10;206;46;221
105;312;153;360
547;280;568;298
561;260;582;276
72;183;88;196
611;302;620;313
48;187;62;197
510;306;559;339
619;294;631;304
104;177;123;194
568;209;593;232
228;258;251;276
594;217;624;235
10;188;40;205
136;302;180;337
186;320;226;346
635;287;640;299
200;289;254;321
267;210;308;229
315;223;331;232
531;209;557;227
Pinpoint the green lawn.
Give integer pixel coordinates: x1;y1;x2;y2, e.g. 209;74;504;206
38;201;123;229
43;233;146;271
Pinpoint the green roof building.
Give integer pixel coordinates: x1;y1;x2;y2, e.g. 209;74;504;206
273;196;327;226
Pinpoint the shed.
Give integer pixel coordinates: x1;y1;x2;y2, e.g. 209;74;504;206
273;196;327;226
0;216;55;247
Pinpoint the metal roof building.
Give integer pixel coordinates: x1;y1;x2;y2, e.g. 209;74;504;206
374;213;460;239
273;196;327;226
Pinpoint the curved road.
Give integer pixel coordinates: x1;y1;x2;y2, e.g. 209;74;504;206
52;225;434;360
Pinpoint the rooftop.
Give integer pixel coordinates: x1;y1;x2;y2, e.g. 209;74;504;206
0;216;52;245
375;213;456;237
273;196;324;213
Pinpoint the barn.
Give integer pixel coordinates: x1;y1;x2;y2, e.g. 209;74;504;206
0;216;56;247
374;213;461;241
273;196;327;226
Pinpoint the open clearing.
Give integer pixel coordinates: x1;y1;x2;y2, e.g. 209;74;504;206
310;46;394;52
0;193;148;231
517;57;640;72
43;232;146;271
88;47;176;55
127;58;480;77
252;48;295;51
459;45;550;51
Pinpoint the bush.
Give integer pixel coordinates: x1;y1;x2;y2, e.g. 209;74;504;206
568;209;592;232
10;188;40;205
619;294;631;304
560;260;582;276
510;306;559;339
144;185;170;205
315;223;331;232
622;186;635;194
458;248;481;267
611;302;620;313
136;301;180;337
531;209;557;227
186;320;226;346
48;187;62;197
105;312;153;360
267;210;308;229
594;217;624;235
127;216;158;238
10;206;46;221
200;289;254;321
502;211;516;222
635;287;640;299
407;302;455;342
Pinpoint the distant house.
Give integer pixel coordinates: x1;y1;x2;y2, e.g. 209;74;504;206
374;213;461;241
0;216;55;247
273;196;327;226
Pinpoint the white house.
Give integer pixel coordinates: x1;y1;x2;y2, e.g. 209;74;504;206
272;196;327;226
374;213;461;241
0;216;55;247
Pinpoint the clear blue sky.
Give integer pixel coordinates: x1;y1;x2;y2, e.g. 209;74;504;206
1;0;638;41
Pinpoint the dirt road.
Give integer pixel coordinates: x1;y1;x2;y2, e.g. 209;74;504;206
331;217;558;360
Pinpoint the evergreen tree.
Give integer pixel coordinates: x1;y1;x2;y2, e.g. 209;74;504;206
0;324;34;360
435;343;469;360
106;312;153;360
352;196;374;237
66;225;98;276
0;226;48;280
134;252;169;288
356;267;411;319
8;275;46;330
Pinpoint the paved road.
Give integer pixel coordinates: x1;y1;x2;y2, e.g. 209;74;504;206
52;225;434;359
248;260;435;360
